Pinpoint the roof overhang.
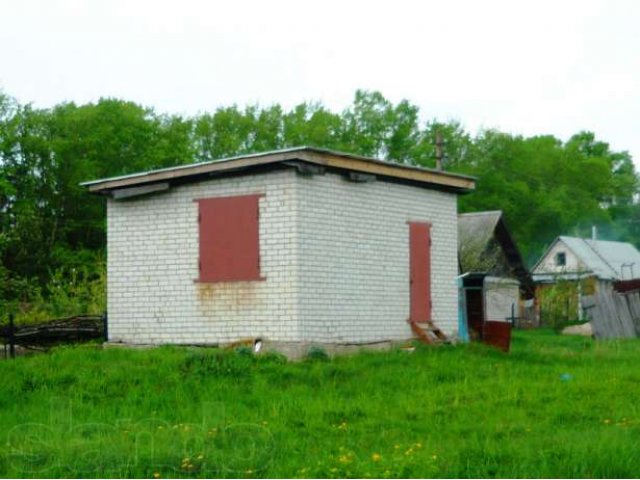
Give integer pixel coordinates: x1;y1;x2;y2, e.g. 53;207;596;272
81;147;476;196
532;271;599;283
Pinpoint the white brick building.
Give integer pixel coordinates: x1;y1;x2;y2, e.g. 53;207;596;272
83;147;475;351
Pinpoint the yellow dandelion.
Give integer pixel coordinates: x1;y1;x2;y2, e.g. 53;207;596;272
153;472;161;479
197;454;204;460
431;454;438;460
394;444;400;450
371;453;381;462
245;469;254;474
603;419;611;424
414;442;423;449
404;448;414;456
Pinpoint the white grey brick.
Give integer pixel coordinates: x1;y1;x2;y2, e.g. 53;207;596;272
107;168;459;345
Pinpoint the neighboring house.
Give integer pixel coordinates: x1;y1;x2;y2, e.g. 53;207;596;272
457;211;534;338
532;235;640;323
83;147;475;355
532;236;640;282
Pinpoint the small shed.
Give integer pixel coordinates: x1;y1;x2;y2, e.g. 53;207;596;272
457;211;534;338
83;147;475;354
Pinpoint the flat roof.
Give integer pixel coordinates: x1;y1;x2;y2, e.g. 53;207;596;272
81;146;476;194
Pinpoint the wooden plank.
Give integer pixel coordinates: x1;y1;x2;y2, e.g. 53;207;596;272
112;182;170;200
629;292;640;335
87;152;296;192
0;315;104;348
608;289;626;337
86;148;476;194
302;151;476;191
615;294;636;337
589;289;606;338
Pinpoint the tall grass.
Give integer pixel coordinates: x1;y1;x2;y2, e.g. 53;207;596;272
0;330;639;478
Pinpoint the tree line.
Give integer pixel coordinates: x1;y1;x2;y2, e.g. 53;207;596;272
1;89;637;318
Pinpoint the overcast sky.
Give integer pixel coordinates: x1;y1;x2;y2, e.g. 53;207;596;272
2;0;639;162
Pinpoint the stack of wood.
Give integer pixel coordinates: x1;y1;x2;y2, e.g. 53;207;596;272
1;315;105;353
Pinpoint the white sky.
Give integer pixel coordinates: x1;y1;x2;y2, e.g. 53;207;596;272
1;0;639;162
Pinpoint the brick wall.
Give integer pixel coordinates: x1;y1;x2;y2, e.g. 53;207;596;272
107;167;459;345
296;172;459;342
107;169;300;344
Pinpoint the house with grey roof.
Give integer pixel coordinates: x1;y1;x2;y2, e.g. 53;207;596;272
532;236;640;282
532;235;640;326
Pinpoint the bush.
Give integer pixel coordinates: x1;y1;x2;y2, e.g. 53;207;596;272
538;280;582;331
305;345;330;362
0;257;106;325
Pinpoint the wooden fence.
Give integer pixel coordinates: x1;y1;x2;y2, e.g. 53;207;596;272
1;314;106;358
583;284;640;339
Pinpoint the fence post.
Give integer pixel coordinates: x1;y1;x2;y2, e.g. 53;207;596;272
8;313;15;359
102;312;108;342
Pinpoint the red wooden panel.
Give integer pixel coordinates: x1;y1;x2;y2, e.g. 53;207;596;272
409;222;432;322
196;194;262;282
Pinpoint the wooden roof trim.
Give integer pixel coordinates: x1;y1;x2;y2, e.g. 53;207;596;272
85;151;295;193
296;151;475;191
85;148;475;194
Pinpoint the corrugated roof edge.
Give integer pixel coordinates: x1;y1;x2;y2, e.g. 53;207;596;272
80;146;476;193
458;210;503;217
531;235;628;280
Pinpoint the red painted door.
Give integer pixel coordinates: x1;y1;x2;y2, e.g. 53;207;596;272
409;222;432;322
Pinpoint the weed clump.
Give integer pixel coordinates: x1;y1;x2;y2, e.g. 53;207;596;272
305;345;330;362
258;351;288;365
181;349;255;378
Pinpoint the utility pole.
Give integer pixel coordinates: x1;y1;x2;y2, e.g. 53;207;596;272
435;131;445;170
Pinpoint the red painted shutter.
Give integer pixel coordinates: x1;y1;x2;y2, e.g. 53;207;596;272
196;194;262;282
409;222;432;322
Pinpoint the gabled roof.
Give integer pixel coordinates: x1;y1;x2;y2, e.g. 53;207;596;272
458;210;534;297
81;146;475;195
458;211;502;249
533;236;640;280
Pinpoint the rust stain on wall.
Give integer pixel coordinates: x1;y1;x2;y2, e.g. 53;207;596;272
196;281;262;317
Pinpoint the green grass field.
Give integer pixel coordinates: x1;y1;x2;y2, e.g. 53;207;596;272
0;330;639;478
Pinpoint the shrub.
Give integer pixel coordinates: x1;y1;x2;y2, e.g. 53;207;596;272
305;345;330;362
1;257;106;325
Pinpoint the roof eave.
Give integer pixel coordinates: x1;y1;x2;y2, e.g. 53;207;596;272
81;147;476;195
